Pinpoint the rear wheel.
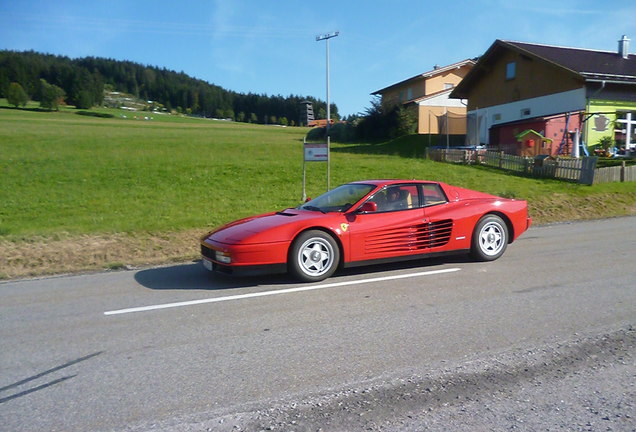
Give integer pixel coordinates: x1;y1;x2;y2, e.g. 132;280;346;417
289;230;340;282
471;215;508;261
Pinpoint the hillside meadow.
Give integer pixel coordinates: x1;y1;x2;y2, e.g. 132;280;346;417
1;102;635;278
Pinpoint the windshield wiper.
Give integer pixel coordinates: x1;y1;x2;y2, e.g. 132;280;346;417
302;205;327;214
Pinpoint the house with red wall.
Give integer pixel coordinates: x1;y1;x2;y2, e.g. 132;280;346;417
492;113;580;156
450;36;636;156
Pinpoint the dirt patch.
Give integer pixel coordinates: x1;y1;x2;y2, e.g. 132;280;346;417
0;230;202;280
529;192;636;224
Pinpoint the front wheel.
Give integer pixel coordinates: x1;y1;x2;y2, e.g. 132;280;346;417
289;230;340;282
471;215;508;261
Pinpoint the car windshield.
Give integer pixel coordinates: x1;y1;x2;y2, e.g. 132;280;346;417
298;183;375;213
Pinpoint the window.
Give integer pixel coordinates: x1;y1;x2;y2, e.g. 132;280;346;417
371;185;420;212
444;83;454;90
506;62;516;80
614;111;636;147
298;183;375;213
406;88;413;100
521;108;531;117
422;184;447;206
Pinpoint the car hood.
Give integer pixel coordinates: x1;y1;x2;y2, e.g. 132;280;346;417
206;208;331;244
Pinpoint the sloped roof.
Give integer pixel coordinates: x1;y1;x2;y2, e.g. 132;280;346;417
409;87;454;104
516;129;552;142
372;58;476;95
451;39;636;99
509;40;636;81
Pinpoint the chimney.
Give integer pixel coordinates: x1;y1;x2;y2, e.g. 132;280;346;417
618;35;630;59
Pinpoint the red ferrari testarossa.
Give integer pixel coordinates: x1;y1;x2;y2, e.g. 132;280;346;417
201;180;531;282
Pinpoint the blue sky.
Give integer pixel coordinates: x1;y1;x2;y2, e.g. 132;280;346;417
1;0;635;116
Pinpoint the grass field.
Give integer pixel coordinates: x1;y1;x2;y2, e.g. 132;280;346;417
1;101;635;278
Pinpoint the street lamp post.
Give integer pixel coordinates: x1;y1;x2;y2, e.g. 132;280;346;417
315;31;338;137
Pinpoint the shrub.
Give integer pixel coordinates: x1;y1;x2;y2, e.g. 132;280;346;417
76;111;115;118
7;82;29;108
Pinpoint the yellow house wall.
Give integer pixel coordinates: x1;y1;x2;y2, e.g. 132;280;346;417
418;106;467;134
381;80;427;107
466;51;582;110
425;67;471;95
380;64;472;107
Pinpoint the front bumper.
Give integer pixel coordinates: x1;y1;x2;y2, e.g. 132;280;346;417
200;241;288;277
201;256;287;277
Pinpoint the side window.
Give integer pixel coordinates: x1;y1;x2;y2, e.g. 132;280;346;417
373;185;419;212
401;185;420;208
505;61;516;80
422;184;448;206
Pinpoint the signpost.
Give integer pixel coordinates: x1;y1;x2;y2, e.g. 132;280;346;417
302;137;330;201
303;31;337;201
315;31;338;137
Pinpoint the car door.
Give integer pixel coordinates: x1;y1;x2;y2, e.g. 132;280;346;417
347;184;427;262
420;183;455;251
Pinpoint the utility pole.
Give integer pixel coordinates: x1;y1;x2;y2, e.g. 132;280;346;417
316;31;339;137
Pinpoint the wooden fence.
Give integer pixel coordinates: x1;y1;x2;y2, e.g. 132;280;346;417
593;163;636;184
426;149;634;185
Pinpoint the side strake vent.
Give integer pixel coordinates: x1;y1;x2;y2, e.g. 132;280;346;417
427;219;453;248
276;211;297;216
365;219;453;253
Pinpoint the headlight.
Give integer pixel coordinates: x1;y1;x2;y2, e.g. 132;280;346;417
215;251;232;264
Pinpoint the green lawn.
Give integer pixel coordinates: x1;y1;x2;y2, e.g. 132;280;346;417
1;102;635;240
1;105;314;236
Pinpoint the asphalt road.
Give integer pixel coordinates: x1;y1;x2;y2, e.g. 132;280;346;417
1;217;635;431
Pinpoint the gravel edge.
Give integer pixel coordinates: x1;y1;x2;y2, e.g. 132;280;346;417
127;323;636;432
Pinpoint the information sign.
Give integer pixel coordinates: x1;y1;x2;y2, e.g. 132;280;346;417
302;137;330;200
304;143;329;161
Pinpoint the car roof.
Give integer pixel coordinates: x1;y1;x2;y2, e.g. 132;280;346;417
350;179;442;187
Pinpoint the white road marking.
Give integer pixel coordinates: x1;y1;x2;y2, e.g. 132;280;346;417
104;267;461;316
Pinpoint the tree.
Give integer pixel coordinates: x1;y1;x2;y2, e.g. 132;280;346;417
39;79;65;110
73;90;93;109
355;96;416;140
0;50;340;121
7;82;28;107
68;68;102;109
394;106;417;137
329;103;340;121
355;96;388;139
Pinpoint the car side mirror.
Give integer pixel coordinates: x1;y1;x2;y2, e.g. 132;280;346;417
359;201;378;213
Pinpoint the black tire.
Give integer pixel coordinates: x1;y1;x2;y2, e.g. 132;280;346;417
289;230;340;282
471;215;508;261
